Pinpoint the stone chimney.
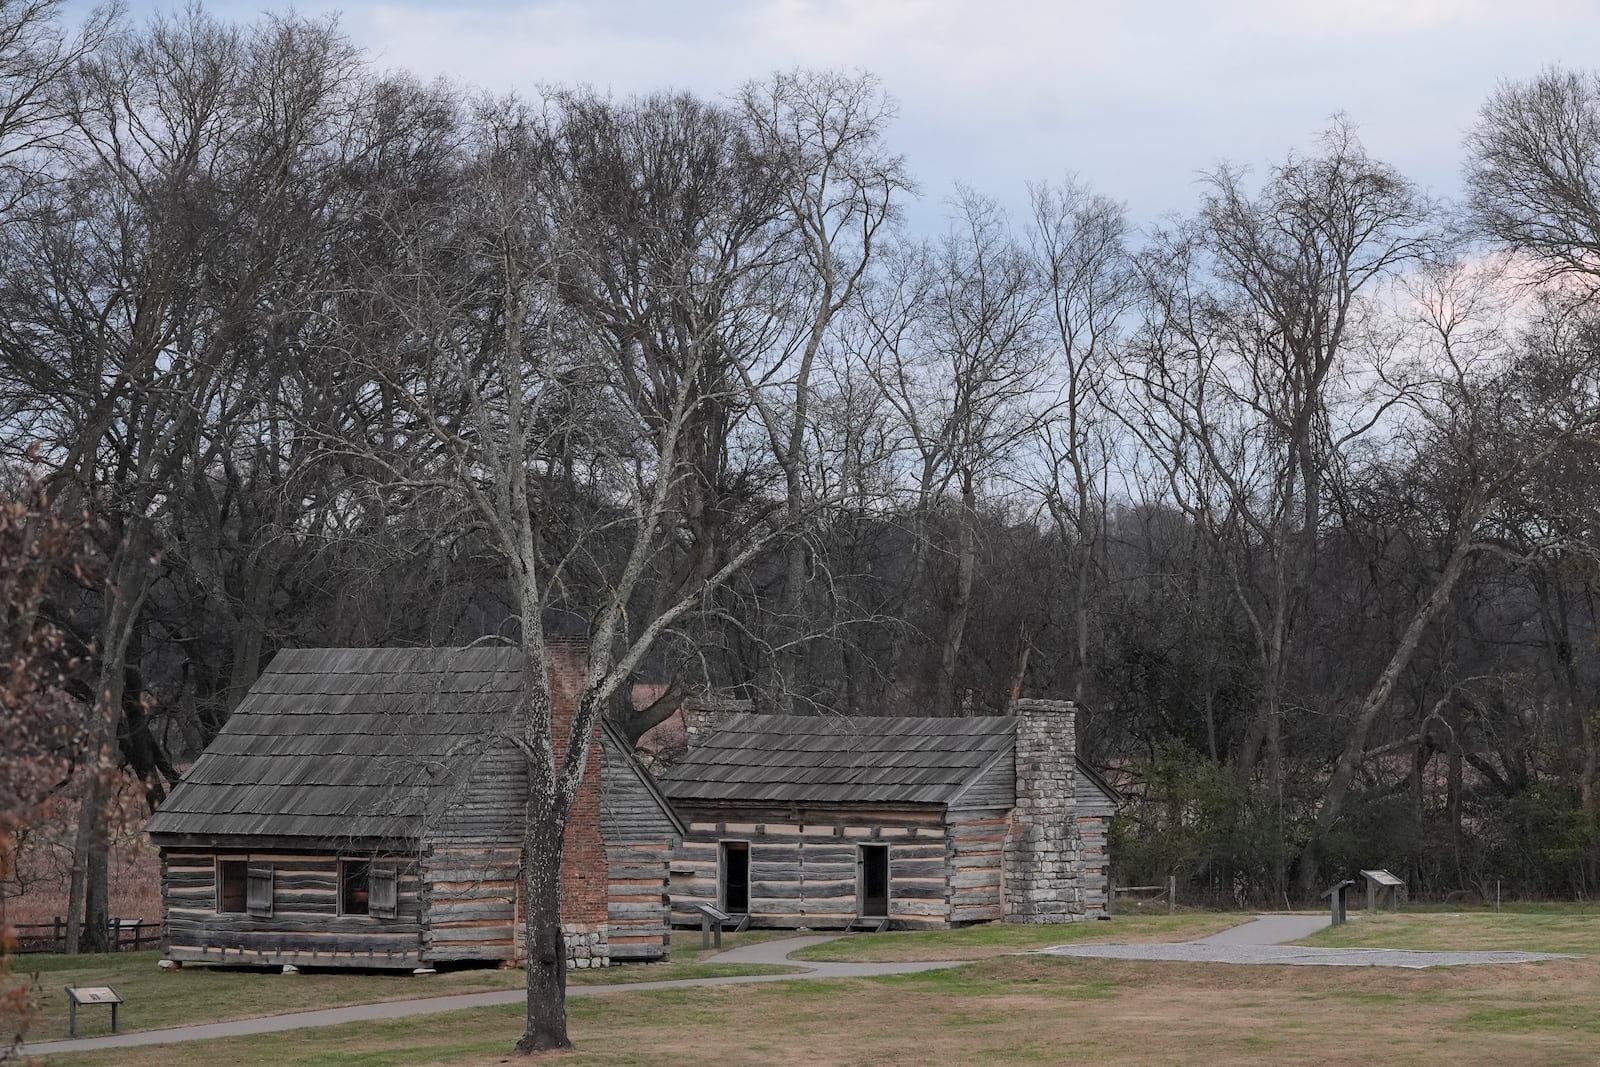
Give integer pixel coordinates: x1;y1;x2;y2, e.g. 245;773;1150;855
682;692;753;749
1003;698;1084;923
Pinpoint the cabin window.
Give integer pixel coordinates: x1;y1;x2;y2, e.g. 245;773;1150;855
341;860;399;918
719;841;750;913
340;860;371;915
217;860;248;913
246;865;274;917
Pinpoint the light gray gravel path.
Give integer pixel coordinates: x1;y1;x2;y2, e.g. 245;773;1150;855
19;936;958;1058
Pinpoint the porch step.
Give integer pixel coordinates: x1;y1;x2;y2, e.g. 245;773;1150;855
846;915;889;934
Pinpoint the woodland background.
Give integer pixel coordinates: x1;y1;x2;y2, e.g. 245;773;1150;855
4;0;1600;946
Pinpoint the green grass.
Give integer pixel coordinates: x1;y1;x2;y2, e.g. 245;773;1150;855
1297;905;1600;955
3;930;798;1043
788;911;1244;962
37;950;1600;1067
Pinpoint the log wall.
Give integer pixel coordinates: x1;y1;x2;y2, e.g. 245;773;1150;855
160;848;424;969
669;805;952;931
944;807;1007;924
601;735;677;960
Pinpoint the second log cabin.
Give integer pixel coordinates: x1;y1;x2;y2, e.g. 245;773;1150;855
657;699;1117;931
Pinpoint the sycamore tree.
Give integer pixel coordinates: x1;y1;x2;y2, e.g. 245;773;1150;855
316;90;826;1053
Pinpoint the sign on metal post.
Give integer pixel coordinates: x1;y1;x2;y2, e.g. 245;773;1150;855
66;985;124;1038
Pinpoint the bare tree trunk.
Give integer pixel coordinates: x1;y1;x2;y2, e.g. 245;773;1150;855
1300;536;1475;897
936;479;978;715
66;533;152;953
516;789;570;1053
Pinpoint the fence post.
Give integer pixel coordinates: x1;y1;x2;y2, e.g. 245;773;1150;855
1168;875;1176;916
53;916;63;952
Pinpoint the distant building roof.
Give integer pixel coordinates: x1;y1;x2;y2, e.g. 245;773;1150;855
657;712;1117;807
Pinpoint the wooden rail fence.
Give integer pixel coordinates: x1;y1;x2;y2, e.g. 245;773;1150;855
9;918;162;954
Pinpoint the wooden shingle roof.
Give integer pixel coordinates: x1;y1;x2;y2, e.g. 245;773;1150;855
657;713;1021;805
147;646;529;843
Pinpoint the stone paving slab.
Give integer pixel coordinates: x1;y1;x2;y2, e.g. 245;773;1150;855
1195;913;1330;944
1037;942;1575;969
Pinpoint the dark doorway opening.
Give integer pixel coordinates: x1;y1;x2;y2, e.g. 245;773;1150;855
859;844;889;917
720;841;750;913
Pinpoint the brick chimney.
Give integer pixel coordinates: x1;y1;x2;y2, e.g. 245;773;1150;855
682;692;752;749
1003;698;1084;923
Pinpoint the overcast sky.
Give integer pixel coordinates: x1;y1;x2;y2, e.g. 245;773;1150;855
99;0;1600;231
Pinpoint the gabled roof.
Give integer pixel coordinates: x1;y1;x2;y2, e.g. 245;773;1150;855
147;645;591;844
658;712;994;806
657;711;1121;807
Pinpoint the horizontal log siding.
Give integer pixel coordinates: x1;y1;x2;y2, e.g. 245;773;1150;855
945;809;1008;924
606;841;672;960
1078;813;1111;917
160;848;423;969
1076;779;1115;917
422;844;520;962
669;805;953;930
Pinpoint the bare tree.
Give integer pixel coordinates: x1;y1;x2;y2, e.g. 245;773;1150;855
1025;177;1134;702
865;190;1047;713
1124;121;1434;894
322;92;830;1053
1466;66;1600;283
0;8;366;952
735;70;909;713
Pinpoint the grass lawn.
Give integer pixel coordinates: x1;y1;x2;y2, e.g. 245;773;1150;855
3;931;798;1044
1297;903;1600;955
789;910;1244;962
38;951;1600;1066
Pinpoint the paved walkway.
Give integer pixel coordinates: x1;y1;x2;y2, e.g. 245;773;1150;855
1037;913;1577;969
22;919;1579;1057
18;937;960;1058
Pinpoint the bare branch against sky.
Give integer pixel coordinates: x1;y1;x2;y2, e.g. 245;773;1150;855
84;0;1600;228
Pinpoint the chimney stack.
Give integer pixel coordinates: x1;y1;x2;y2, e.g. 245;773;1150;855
682;692;753;749
1003;698;1084;923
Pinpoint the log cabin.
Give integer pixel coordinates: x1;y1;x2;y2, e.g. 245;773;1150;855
658;699;1116;931
144;643;682;971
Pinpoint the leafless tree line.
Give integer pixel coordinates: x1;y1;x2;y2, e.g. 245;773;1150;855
3;0;1600;1047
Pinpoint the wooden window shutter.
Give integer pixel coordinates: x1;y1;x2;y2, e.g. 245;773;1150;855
370;864;399;919
246;865;274;917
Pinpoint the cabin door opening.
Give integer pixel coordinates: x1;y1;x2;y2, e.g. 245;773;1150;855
858;844;889;917
720;841;750;913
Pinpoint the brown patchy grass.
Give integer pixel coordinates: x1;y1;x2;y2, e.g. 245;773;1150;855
41;953;1600;1066
789;910;1244;962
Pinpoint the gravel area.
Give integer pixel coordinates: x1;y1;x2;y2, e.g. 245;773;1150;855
1037;942;1575;969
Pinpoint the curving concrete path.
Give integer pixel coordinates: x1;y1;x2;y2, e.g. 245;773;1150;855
21;918;1578;1057
17;937;960;1058
1037;912;1577;969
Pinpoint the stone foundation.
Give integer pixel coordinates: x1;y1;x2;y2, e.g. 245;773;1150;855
563;922;610;968
1004;699;1085;923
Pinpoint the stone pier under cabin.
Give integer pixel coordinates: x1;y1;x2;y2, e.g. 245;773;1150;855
656;699;1117;931
145;644;682;971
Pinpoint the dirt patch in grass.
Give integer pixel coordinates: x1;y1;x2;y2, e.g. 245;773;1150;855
51;951;1600;1067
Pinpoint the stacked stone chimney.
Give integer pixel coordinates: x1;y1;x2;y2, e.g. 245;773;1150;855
1003;698;1084;923
682;693;753;749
